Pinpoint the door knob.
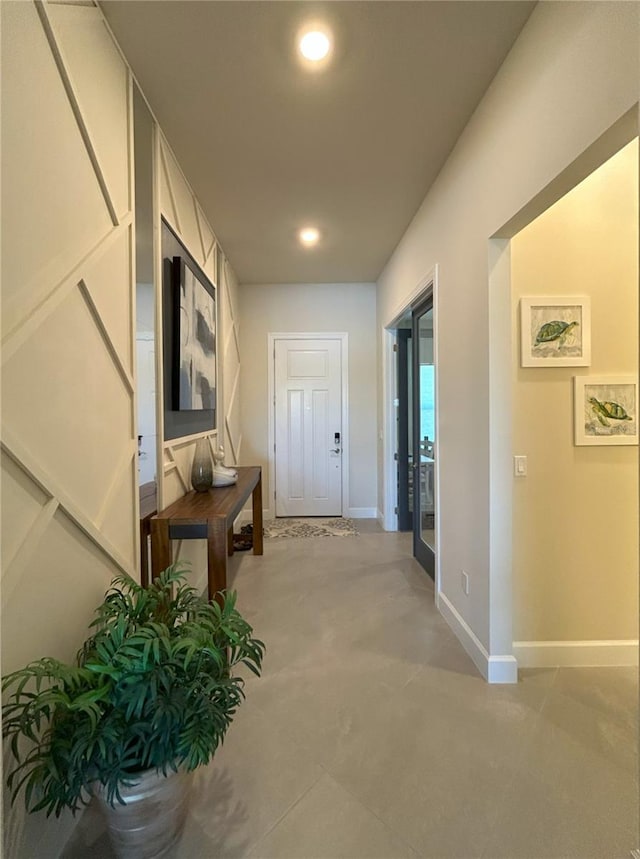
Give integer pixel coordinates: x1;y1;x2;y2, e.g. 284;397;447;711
331;448;341;454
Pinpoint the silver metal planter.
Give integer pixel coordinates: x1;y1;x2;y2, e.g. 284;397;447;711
94;767;192;859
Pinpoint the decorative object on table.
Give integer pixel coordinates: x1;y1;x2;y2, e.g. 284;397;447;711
172;254;217;412
212;466;238;487
212;442;238;487
2;564;264;859
520;296;590;367
573;375;638;446
263;517;359;539
190;437;214;491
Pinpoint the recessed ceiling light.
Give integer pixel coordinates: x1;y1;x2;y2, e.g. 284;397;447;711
298;29;331;62
299;227;320;247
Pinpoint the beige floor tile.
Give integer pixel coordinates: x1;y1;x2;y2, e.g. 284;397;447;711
62;530;638;859
481;727;637;858
480;666;638;858
248;773;419;859
182;706;326;857
323;661;546;858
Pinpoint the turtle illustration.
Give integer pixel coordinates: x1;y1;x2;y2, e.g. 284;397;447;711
534;319;578;347
589;396;633;427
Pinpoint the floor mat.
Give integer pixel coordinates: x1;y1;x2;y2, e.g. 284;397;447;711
263;517;359;538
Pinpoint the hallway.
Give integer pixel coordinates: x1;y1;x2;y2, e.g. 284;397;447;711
66;526;637;858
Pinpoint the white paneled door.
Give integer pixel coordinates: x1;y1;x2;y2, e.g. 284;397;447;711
274;339;343;516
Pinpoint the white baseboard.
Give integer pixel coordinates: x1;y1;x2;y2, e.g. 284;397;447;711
514;639;639;668
347;507;377;519
240;509;376;523
438;592;518;684
236;508;269;525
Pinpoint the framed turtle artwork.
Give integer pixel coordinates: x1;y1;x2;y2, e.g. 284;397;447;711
574;376;638;446
520;296;591;367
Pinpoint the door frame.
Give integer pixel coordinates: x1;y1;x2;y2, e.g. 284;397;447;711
411;293;436;578
383;267;440;594
267;332;349;519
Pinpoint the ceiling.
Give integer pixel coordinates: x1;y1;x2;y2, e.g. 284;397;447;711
101;1;535;285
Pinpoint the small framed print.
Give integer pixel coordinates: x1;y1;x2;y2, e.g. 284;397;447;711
574;376;638;446
520;296;590;367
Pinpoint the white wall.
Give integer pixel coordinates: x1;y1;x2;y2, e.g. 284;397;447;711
376;2;639;677
1;1;136;853
239;283;377;518
511;140;638;661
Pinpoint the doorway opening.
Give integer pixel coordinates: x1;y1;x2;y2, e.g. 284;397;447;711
386;276;438;580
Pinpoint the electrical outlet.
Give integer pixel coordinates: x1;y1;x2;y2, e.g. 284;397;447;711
461;570;470;595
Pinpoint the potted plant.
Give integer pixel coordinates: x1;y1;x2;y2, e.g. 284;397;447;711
2;564;264;858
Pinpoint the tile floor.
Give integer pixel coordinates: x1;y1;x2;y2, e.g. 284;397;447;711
64;525;638;859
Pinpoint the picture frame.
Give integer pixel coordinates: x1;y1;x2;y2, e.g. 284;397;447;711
574;375;638;446
172;255;217;412
520;296;590;367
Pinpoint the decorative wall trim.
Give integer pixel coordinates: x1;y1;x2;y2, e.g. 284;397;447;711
158;140;181;235
163;445;190;493
1;497;59;607
95;442;137;530
1;429;134;578
162;430;214;449
221;256;241;467
79;279;134;393
35;0;119;226
438;592;518;683
224;415;240;465
514;639;639;668
2;217;132;362
193;195;207;265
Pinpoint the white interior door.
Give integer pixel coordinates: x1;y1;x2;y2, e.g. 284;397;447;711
275;338;342;516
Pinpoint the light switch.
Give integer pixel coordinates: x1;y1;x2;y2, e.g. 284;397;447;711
514;455;527;477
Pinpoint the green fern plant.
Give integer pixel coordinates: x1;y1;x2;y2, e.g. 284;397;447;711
2;564;265;817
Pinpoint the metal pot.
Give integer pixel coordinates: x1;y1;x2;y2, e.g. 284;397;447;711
94;767;192;859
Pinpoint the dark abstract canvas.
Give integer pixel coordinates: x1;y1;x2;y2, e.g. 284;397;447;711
173;257;216;411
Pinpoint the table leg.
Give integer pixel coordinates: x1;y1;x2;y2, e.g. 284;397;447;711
227;526;234;556
140;518;151;587
252;474;263;556
150;519;171;581
207;518;228;601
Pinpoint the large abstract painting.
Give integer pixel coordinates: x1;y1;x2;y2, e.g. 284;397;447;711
172;256;216;411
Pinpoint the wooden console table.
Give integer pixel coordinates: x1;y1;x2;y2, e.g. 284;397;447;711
150;466;263;600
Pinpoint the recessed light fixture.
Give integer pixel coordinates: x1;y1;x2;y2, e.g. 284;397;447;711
299;227;320;247
298;28;332;63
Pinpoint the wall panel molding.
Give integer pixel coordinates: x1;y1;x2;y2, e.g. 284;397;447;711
2;3;135;852
2;216;132;361
1;430;135;580
35;0;119;226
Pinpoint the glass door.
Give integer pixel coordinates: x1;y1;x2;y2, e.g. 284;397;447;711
412;297;436;577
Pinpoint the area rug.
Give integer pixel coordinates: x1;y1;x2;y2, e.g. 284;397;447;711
263;517;359;539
